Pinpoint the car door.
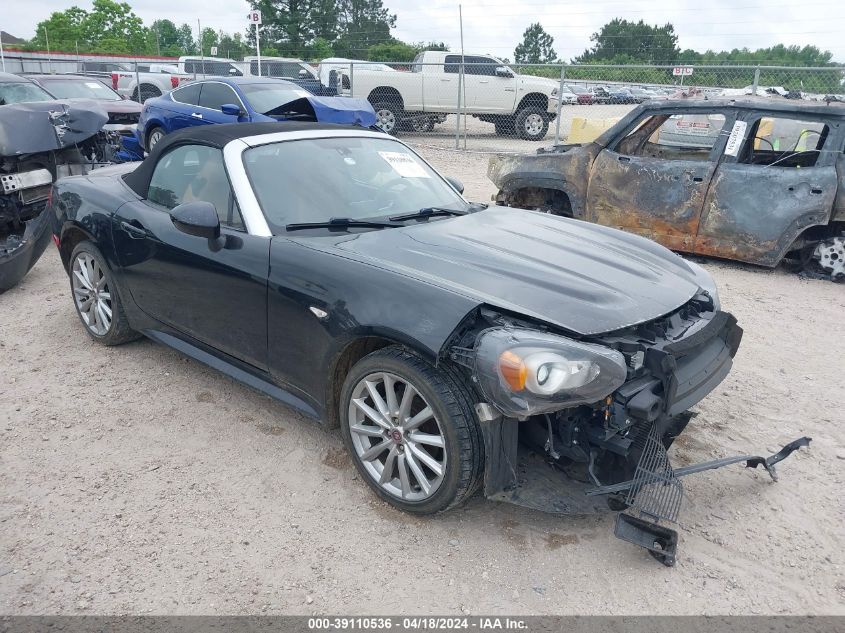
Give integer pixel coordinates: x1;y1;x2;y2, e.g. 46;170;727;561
112;143;269;370
585;109;732;252
195;82;244;125
166;82;204;133
696;112;840;266
432;55;462;110
468;56;516;113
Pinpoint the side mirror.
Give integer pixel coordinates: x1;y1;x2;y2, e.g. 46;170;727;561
445;176;464;194
228;67;239;75
298;69;308;78
495;66;513;78
221;103;243;116
171;201;220;239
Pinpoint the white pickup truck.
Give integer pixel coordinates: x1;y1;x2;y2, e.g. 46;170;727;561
341;51;562;140
112;57;245;103
111;63;192;102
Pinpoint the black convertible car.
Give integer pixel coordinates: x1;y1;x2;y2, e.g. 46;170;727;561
50;122;807;564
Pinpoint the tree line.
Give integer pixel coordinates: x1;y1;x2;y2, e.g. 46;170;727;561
16;0;845;91
20;0;445;62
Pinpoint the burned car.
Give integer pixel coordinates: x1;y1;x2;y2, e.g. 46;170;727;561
0;73;124;292
51;123;807;564
490;98;845;280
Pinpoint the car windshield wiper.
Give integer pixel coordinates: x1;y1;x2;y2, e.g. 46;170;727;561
388;207;467;222
285;217;402;232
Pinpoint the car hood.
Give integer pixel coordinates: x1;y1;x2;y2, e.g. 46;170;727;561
298;207;706;336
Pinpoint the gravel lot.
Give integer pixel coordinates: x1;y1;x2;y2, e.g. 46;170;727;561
401;104;636;154
1;146;844;616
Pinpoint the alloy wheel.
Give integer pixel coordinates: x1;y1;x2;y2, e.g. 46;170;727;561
148;129;164;150
347;372;447;502
72;252;113;336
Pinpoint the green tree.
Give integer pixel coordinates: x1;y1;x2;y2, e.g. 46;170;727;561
200;27;219;56
83;0;150;53
575;19;679;64
176;23;197;56
150;19;181;56
250;0;315;57
514;23;556;64
31;6;89;51
334;0;396;58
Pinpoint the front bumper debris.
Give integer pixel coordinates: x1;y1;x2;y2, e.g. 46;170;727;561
586;433;811;566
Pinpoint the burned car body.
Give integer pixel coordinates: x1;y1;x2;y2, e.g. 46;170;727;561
51;123;806;564
490;98;845;279
0;95;119;292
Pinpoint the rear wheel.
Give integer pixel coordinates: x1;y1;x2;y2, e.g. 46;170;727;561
69;242;139;346
340;346;483;514
515;106;549;141
146;126;165;151
373;101;402;135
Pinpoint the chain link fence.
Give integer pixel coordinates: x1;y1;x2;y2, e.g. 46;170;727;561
340;60;845;154
3;51;843;155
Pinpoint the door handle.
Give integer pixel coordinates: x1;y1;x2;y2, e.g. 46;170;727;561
618;156;630;163
692;176;704;182
479;80;489;84
190;112;203;119
440;78;451;82
810;187;823;195
120;221;146;239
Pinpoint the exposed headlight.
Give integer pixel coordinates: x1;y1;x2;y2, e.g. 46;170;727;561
473;328;628;417
550;88;559;97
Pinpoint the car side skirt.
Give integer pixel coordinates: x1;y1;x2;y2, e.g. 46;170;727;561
142;329;321;420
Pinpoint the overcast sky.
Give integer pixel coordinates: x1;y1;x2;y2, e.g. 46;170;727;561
6;0;845;62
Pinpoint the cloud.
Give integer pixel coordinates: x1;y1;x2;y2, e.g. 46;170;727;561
4;0;844;62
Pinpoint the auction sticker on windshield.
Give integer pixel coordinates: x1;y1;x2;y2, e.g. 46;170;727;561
379;151;430;178
724;120;748;156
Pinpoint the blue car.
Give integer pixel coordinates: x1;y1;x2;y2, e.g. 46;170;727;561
138;76;375;151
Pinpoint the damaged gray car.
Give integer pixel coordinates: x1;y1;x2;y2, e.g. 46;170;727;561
0;73;121;292
490;98;845;280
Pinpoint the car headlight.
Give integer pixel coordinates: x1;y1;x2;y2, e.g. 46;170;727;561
472;328;628;417
550;88;559;98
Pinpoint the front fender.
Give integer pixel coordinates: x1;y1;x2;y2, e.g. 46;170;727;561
487;144;601;217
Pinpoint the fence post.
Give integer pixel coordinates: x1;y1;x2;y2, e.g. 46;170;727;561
554;64;565;146
349;61;354;96
135;60;141;102
752;66;760;95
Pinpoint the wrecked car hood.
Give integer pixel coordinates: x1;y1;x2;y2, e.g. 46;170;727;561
304;207;705;335
0;100;109;156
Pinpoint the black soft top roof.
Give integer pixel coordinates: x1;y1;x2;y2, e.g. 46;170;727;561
123;121;364;197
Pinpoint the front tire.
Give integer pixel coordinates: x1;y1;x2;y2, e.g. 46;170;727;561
515;106;549;141
340;346;484;514
146;126;165;152
372;101;402;135
69;242;139;346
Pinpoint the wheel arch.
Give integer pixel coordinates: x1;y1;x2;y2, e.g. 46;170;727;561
496;178;584;218
325;334;437;428
517;92;549;112
368;87;404;110
58;223;96;272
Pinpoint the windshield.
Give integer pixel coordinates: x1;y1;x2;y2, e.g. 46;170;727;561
239;83;311;114
0;81;55;105
40;78;122;101
244;136;468;233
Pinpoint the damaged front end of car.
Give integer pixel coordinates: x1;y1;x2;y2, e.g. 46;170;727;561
448;289;809;565
0;101;119;293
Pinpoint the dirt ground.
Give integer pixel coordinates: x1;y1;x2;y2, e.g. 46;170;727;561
1;146;844;616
